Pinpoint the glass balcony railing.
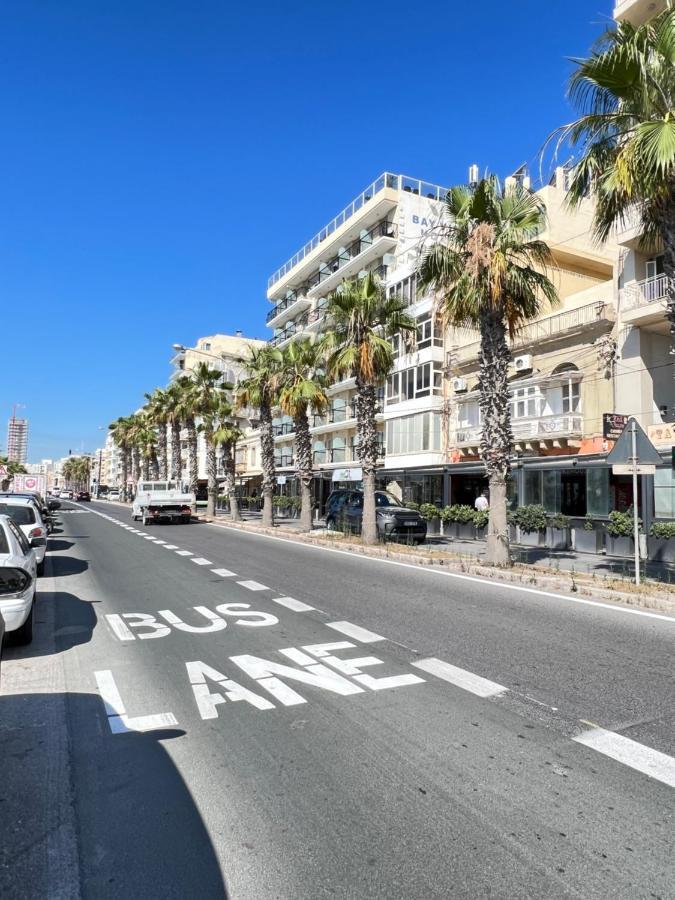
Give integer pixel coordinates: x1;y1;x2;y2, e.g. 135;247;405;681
305;220;396;292
268;173;448;288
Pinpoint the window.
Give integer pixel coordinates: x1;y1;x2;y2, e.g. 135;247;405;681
562;381;580;413
416;312;443;349
0;523;9;554
0;504;35;526
511;386;540;419
654;468;675;519
7;519;29;553
387;274;418;306
385;412;442;455
386;363;442;405
201;342;211;351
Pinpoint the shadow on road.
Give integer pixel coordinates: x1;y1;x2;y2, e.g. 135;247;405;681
4;592;97;660
49;555;89;577
47;538;75;551
0;692;228;899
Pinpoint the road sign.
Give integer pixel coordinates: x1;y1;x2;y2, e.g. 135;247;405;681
276;475;287;485
0;464;7;479
606;417;663;466
612;464;656;476
603;413;628;441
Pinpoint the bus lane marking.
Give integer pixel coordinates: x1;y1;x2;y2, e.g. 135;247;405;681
95;670;178;733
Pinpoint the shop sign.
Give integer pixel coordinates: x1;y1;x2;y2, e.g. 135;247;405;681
332;467;363;482
276;475;287;485
603;413;628;441
647;423;675;446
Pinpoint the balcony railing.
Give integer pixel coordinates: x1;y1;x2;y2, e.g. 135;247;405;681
620;274;668;310
269;313;309;347
272;422;295;436
455;414;583;446
268;173;449;288
313;443;385;465
266;290;308;324
305;220;396;293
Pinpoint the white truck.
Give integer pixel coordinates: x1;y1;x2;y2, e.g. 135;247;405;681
131;481;196;526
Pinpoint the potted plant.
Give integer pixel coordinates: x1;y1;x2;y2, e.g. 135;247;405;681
512;504;547;547
546;513;571;550
648;521;675;563
420;502;441;535
452;504;477;540
573;514;604;554
605;509;642;558
473;508;489;540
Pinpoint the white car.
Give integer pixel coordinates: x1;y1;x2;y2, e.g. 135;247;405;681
0;514;37;645
0;497;48;576
108;489;120;501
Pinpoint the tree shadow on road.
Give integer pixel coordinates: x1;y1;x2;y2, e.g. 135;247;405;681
47;538;75;551
4;591;97;659
0;691;228;899
48;555;88;577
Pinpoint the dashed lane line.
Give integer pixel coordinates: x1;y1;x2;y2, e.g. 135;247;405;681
326;621;385;643
211;568;237;577
273;596;315;612
175;550;193;557
163;544;179;550
191;557;213;566
573;725;675;789
237;580;269;592
412;657;508;699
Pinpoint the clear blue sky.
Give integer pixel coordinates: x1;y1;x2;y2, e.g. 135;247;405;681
1;0;613;461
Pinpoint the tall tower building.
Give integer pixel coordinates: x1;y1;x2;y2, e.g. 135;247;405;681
6;416;28;464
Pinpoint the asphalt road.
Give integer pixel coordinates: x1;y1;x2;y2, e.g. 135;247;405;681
1;499;674;899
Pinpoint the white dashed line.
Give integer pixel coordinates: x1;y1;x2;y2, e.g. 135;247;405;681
211;568;237;577
412;657;508;699
175;550;192;556
573;726;675;789
163;544;179;550
273;596;315;612
190;557;213;566
153;540;167;545
326;621;385;643
136;532;148;536
236;580;269;592
143;536;157;540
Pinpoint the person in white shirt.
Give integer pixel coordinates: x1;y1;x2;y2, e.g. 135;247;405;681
474;491;489;511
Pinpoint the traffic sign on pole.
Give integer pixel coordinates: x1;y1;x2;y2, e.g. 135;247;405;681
611;464;656;476
606;417;663;466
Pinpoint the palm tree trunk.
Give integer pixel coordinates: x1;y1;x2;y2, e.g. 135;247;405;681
142;454;150;481
131;447;140;486
479;309;512;567
171;422;182;482
354;378;379;544
222;442;240;521
186;417;198;494
293;411;313;532
121;448;129;502
206;434;217;517
159;425;169;479
150;449;159;481
259;403;276;528
658;189;675;356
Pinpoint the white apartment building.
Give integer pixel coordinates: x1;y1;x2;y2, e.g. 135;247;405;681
6;416;28;464
169;333;266;492
262;172;450;510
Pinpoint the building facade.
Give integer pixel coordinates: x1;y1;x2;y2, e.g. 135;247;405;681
6;416;28;464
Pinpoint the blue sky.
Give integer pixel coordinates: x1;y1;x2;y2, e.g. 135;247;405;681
1;0;613;461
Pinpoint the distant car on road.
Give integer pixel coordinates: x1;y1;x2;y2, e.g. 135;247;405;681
107;489;120;501
76;491;91;502
62;491;74;500
0;498;48;576
0;513;38;645
324;489;427;544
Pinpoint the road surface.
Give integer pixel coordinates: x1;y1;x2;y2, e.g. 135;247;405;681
1;499;673;899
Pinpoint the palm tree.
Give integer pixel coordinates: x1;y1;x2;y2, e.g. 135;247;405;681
145;389;170;479
164;383;184;483
237;346;282;527
555;7;675;346
192;362;230;517
278;338;328;531
109;415;133;501
321;273;415;544
0;456;27;491
213;397;243;522
418;177;557;566
175;376;199;495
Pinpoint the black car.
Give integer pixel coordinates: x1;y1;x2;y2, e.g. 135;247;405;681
325;489;427;544
76;491;91;502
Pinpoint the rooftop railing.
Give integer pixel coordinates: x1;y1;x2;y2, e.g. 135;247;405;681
268;173;448;288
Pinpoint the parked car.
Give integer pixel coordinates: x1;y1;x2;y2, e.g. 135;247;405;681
108;489;120;501
325;489;427;544
76;491;91;502
0;609;4;682
0;492;54;535
0;498;48;576
62;490;74;500
0;514;38;645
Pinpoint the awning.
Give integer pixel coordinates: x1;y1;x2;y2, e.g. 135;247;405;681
332;467;363;482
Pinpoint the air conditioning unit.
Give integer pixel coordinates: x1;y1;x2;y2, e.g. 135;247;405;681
514;354;533;373
452;377;468;393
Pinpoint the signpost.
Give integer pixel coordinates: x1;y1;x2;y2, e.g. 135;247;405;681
607;417;663;585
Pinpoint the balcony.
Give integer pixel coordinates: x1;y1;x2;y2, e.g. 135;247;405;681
620;274;669;329
312;443;385;466
614;0;666;24
272;422;295;437
304;221;396;296
454;413;583;453
266;290;312;328
269;313;309;347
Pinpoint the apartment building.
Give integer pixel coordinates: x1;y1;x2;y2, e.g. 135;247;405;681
6;416;28;464
169;333;266;490
262;172;449;510
612;0;675;523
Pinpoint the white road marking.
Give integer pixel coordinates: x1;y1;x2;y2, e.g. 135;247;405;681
273;596;314;612
573;726;675;789
153;540;167;545
175;550;192;556
136;532;148;536
412;657;507;698
212;525;675;624
95;669;178;733
326;621;385;643
143;536;157;540
190;557;213;566
237;580;269;592
211;568;237;577
163;544;179;550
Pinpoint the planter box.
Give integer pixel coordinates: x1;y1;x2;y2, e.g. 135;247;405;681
573;528;603;554
456;522;475;540
517;527;545;547
648;536;675;563
475;525;487;541
508;523;517;543
425;517;441;536
546;526;570;551
605;535;635;558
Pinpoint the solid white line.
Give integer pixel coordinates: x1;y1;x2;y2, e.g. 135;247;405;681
211;568;237;577
573;727;675;789
210;524;675;624
273;596;315;612
237;580;269;591
412;657;507;699
175;550;192;556
94;670;127;716
163;544;179;550
191;557;213;566
326;621;385;643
